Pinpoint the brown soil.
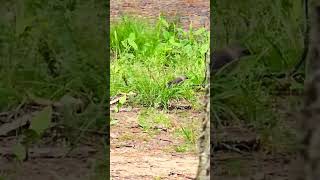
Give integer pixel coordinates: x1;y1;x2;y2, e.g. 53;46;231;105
111;0;210;30
110;108;204;179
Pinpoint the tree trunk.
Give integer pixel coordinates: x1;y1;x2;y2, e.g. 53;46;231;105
300;2;320;180
196;52;210;180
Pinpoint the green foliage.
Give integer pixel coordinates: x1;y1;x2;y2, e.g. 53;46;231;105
12;143;26;162
137;109;171;133
1;1;108;172
212;0;304;149
111;16;209;108
12;106;52;162
0;0;107;111
174;144;189;153
214;0;303;70
114;94;127;113
30;106;52;135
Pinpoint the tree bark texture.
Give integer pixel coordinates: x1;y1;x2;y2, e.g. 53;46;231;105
300;1;320;180
196;52;210;180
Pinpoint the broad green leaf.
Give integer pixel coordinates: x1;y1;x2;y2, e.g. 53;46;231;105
12;143;26;161
121;40;129;49
128;39;138;50
114;105;119;113
30;106;52;135
163;30;171;40
129;32;136;40
127;34;138;50
119;95;127;105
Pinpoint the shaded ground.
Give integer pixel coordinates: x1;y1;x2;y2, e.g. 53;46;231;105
212;95;301;179
213;128;295;180
0;98;106;180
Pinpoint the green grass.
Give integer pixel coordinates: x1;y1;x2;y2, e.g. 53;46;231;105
109;8;302;154
137;108;200;150
110;17;208;152
109;9;302;152
110;16;209;108
174;127;198;152
212;0;304;150
136;108;199;152
0;0;107;128
137;108;172;134
0;1;108;178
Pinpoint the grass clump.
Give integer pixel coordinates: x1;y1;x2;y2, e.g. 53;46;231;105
0;0;108;178
110;16;209;108
212;0;304;150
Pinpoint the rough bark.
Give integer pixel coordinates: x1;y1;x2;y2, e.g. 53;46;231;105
196;52;210;180
300;2;320;180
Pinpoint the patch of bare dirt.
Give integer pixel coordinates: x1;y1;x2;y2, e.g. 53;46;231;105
110;0;210;30
111;152;197;179
110;109;203;179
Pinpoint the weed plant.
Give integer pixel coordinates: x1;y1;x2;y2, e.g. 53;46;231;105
110;16;209;108
0;0;107;130
211;0;304;151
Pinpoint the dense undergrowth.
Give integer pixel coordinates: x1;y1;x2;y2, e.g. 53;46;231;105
110;3;304;151
0;0;107;128
0;0;108;179
212;0;305;152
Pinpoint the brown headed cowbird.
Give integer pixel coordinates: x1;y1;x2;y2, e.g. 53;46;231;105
166;75;189;88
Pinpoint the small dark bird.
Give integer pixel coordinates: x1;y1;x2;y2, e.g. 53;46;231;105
211;44;251;71
166;75;189;88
